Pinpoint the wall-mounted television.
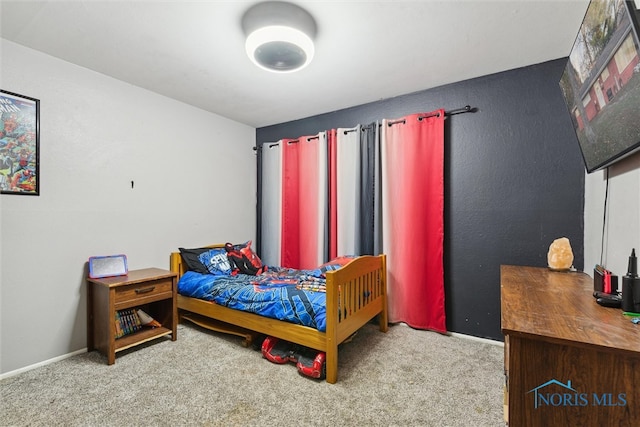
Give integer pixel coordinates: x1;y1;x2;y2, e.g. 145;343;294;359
559;0;640;173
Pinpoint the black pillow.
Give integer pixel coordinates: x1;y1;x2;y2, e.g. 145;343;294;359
178;247;210;274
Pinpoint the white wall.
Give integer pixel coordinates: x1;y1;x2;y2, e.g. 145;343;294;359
584;154;640;280
0;40;257;375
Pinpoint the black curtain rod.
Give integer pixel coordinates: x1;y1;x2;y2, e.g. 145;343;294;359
388;105;476;126
445;105;477;116
285;135;318;144
254;105;477;149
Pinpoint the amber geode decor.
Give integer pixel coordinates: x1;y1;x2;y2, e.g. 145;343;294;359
547;237;574;271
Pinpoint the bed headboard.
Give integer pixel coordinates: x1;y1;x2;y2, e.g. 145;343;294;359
169;251;187;278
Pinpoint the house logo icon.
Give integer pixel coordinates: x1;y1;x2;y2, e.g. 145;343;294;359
528;379;578;409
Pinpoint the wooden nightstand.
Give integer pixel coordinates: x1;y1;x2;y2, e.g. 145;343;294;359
86;268;177;364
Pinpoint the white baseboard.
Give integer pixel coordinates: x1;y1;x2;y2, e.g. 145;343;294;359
393;322;504;347
449;331;504;347
0;348;87;380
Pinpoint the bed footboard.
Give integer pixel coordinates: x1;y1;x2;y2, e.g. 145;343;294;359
324;254;388;382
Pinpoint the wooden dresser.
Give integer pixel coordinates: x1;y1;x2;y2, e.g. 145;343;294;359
501;265;640;426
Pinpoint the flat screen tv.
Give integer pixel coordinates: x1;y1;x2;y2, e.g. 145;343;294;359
559;0;640;173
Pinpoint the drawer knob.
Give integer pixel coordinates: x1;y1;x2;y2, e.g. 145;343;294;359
135;286;155;294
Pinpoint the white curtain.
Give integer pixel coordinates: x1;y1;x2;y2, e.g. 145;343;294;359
260;141;282;267
335;125;362;256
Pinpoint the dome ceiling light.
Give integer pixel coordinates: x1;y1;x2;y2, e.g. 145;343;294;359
241;1;317;73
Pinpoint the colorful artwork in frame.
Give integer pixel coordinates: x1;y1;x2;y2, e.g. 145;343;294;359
0;90;40;195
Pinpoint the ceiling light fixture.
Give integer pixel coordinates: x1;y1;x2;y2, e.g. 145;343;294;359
242;1;317;73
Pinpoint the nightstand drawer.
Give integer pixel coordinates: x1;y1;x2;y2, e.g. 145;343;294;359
114;278;173;308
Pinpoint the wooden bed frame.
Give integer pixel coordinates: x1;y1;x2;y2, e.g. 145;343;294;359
169;246;388;383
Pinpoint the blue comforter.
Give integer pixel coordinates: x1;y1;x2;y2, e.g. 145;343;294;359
178;266;335;332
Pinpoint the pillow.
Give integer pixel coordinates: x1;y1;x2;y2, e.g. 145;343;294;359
225;240;266;275
178;247;211;274
198;248;233;276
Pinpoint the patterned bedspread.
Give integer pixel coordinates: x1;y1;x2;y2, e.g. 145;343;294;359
177;264;349;332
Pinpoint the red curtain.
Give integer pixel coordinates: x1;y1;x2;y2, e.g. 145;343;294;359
381;110;446;333
281;133;328;269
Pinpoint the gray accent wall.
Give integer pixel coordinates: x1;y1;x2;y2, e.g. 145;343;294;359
257;58;585;341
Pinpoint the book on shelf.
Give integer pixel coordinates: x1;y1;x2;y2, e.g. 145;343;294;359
125;309;133;334
114;308;142;338
115;308;162;338
127;308;141;333
115;310;125;339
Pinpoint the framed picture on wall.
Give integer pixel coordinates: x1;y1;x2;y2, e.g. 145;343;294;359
0;90;40;195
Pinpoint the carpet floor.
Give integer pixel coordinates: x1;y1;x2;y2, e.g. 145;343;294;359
1;322;505;426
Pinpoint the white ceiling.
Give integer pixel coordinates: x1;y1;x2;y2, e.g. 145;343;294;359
0;0;589;128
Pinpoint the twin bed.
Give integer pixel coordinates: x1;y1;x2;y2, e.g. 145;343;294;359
169;244;388;383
